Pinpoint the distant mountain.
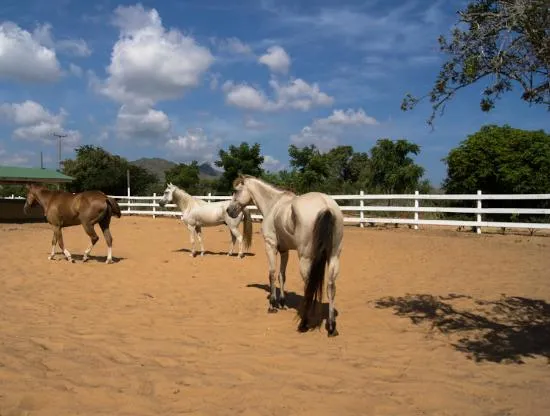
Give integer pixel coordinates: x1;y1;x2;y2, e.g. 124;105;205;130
131;157;221;182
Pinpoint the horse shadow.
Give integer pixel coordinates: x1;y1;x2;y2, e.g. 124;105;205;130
246;283;338;331
70;254;126;263
374;293;550;364
173;248;255;257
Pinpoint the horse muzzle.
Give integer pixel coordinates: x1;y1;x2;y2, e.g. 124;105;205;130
226;204;240;219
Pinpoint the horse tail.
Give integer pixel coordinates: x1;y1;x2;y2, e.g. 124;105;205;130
302;209;335;320
106;197;122;218
242;207;253;250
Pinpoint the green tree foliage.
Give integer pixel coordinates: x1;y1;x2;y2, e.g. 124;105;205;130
443;124;550;223
444;125;550;193
402;0;550;126
214;142;264;192
62;145;157;195
369;139;425;194
164;161;201;194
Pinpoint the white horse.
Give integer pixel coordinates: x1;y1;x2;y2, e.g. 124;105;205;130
158;183;253;258
226;174;344;337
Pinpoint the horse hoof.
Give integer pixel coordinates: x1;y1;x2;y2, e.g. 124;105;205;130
47;255;54;260
105;258;114;264
68;258;75;263
267;307;278;314
82;257;89;262
327;328;339;337
297;322;309;333
278;299;286;309
200;252;205;257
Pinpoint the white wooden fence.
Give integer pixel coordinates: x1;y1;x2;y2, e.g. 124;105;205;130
106;191;550;234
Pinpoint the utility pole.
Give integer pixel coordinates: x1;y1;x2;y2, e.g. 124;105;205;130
53;133;67;171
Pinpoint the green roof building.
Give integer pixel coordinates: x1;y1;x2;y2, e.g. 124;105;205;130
0;166;74;185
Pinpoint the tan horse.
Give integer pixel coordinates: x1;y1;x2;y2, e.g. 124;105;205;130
226;174;344;337
23;184;122;264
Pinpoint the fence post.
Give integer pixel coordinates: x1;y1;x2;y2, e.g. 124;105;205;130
153;193;156;219
359;190;365;228
414;190;419;230
476;190;482;234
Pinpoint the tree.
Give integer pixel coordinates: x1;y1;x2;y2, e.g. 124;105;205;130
214;142;264;192
164;161;201;195
369;139;425;194
402;0;550;126
443;124;550;223
62;145;157;195
287;144;331;193
444;124;550;194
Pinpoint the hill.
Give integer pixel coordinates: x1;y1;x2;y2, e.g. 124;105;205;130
131;158;221;182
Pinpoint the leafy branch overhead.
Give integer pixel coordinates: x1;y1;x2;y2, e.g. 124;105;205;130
402;0;550;126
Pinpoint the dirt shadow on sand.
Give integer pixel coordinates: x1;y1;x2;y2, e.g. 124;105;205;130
374;293;550;364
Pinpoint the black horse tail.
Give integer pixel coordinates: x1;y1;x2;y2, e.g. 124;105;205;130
301;209;335;322
107;197;122;218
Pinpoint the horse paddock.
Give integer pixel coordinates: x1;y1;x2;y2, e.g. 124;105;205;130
1;216;549;416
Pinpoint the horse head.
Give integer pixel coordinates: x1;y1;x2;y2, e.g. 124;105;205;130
158;182;176;207
23;183;39;214
226;174;253;218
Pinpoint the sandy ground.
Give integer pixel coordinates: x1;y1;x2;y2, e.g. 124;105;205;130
0;216;549;416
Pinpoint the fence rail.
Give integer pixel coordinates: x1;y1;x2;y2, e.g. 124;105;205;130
101;191;550;234
4;192;550;233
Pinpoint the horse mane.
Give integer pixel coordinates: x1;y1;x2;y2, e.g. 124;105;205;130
233;174;296;196
172;186;207;210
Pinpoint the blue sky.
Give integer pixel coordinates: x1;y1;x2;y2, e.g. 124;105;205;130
1;0;548;186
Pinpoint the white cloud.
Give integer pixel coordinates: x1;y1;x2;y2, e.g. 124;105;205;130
31;22;91;57
270;78;334;110
243;115;266;130
165;128;221;163
0;100;81;147
262;155;284;172
216;37;252;55
0;22;61;83
0;147;32;167
69;63;83;77
258;45;291;74
223;81;273;111
315;108;379;126
116;105;171;140
290;108;378;151
223;78;333;112
57;39;92;57
290;126;338;151
99;4;214;106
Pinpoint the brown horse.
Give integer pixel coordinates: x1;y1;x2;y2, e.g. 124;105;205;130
23;184;122;264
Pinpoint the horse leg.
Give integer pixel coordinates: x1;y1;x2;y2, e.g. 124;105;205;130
297;255;312;332
227;228;237;256
82;223;99;262
230;223;244;258
56;227;74;263
278;251;289;309
187;224;196;257
99;215;114;264
265;243;279;313
48;226;58;260
326;256;340;337
196;226;205;256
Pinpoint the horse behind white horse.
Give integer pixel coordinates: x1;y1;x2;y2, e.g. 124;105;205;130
159;183;253;258
226;174;344;337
